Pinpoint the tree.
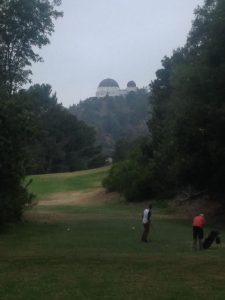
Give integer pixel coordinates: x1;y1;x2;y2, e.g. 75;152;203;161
0;0;62;96
0;95;34;223
104;0;225;203
148;0;225;199
20;84;104;174
0;0;62;223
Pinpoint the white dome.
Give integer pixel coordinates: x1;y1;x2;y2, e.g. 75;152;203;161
98;78;120;88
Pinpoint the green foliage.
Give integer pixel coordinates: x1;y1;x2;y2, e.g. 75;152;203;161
20;84;104;174
113;139;132;162
69;89;149;154
0;0;62;223
104;0;225;202
0;0;63;95
113;137;147;162
149;0;225;199
0;97;33;223
103;149;153;202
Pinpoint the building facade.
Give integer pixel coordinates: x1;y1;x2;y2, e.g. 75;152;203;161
96;78;137;98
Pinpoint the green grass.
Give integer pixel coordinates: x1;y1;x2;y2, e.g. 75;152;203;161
27;167;109;199
1;168;225;300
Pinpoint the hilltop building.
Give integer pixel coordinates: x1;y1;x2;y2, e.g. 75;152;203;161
96;78;138;98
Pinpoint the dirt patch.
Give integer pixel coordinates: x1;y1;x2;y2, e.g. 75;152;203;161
25;188;121;223
38;188;119;206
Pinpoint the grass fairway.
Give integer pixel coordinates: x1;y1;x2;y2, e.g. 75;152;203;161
0;168;225;300
27;167;110;199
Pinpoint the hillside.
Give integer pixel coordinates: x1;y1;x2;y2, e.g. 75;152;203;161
69;89;150;154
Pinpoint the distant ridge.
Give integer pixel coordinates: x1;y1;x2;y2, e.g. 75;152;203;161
69;89;150;154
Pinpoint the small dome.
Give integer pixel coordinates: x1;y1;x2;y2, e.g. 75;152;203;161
127;81;136;88
99;78;119;88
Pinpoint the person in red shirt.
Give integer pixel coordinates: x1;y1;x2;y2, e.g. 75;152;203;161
192;213;206;250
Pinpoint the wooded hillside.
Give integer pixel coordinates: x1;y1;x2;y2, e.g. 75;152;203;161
69;89;150;154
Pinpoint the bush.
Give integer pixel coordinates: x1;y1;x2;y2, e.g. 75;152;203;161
103;158;153;202
0;97;33;224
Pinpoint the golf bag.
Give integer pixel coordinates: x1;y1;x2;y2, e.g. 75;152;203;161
203;230;220;249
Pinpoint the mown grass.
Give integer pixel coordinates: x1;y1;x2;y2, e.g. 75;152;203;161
27;167;109;199
0;168;225;300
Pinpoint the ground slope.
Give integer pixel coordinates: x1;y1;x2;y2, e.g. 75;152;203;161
0;168;224;300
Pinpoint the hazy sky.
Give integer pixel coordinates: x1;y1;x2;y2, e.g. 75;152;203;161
30;0;204;107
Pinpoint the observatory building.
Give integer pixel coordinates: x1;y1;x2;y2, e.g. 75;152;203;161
96;78;137;98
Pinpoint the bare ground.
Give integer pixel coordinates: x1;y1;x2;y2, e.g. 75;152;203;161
38;188;118;206
26;187;213;224
24;188;121;223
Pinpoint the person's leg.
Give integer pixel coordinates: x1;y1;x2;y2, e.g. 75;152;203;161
199;238;203;250
141;224;146;241
146;223;150;241
142;223;149;242
198;228;204;250
193;227;198;250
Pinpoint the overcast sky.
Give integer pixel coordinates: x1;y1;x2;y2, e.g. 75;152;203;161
30;0;204;107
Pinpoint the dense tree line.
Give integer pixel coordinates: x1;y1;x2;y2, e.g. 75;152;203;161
0;0;63;96
0;0;63;223
21;84;104;174
69;89;149;155
103;0;225;203
0;0;103;224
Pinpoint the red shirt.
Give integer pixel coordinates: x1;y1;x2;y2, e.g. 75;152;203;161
192;215;206;228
